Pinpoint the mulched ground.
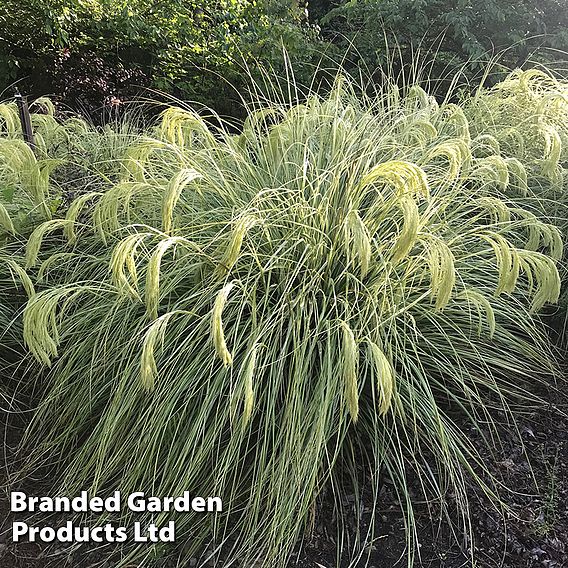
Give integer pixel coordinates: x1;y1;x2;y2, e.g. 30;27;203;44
300;385;568;568
1;354;566;568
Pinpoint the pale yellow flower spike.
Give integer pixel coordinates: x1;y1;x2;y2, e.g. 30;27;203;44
519;251;561;313
140;311;177;392
481;233;519;296
145;236;188;320
0;203;15;235
0;103;19;136
216;215;256;277
162;168;202;234
26;219;72;269
122;140;162;182
359;160;430;200
541;125;562;179
5;259;35;299
23;287;76;366
439;103;471;143
473;156;510;190
110;233;151;299
212;282;236;367
425;139;471;184
427;240;456;311
368;341;395;416
64;191;102;244
477;196;511;224
472;134;501;156
159;107;214;148
504;158;528;196
340;321;359;423
344;210;372;278
392;196;420;264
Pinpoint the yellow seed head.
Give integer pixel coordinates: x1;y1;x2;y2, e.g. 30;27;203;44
140;311;176;391
0;103;19;136
368;341;394;416
23;287;76;366
64;192;102;244
145;236;187;320
5;259;35;298
0;203;15;235
481;233;520;296
425;139;471;184
392;196;420;264
471;134;501;156
211;282;235;367
519;251;561;312
110;233;152;299
26;219;72;269
340;321;359;423
162;168;201;234
360;160;430;200
344;210;372;278
504;158;528;196
426;239;456;311
541;125;562;179
439;103;471;143
216;215;256;277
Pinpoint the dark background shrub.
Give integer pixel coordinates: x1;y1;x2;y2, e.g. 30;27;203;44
0;0;566;118
0;0;322;117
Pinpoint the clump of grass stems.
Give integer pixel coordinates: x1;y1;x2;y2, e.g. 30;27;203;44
464;69;567;197
7;73;566;567
462;69;568;317
0;97;142;406
0;243;34;383
0;98;144;233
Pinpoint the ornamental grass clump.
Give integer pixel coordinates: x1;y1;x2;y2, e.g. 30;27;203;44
0;98;138;400
463;70;568;254
0;245;35;383
0;99;60;378
18;77;564;566
463;69;568;330
464;69;567;197
0;98;141;234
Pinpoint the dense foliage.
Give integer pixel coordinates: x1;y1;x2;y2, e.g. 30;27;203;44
462;69;568;319
319;0;568;83
0;0;322;115
0;68;566;566
1;1;566;115
0;97;135;386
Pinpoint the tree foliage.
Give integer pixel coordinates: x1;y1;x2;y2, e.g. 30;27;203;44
318;0;568;84
0;1;322;114
0;1;566;115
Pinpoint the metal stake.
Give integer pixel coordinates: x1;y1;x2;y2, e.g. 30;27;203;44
14;88;36;153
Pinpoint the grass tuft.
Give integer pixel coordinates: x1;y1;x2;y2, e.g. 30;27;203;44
0;70;565;567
